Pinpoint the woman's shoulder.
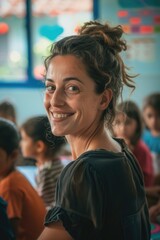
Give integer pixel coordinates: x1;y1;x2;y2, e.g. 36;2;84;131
75;147;125;166
60;144;129;185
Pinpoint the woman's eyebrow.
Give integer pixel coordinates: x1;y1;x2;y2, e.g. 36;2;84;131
63;77;84;84
45;78;54;82
45;77;84;84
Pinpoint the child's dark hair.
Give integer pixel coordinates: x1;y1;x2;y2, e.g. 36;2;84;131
0;118;20;154
117;101;142;145
0;101;16;124
143;93;160;116
21;116;66;157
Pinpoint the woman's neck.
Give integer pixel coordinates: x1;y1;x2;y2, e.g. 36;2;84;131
66;126;121;160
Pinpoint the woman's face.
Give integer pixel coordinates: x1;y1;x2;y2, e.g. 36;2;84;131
113;113;137;143
44;55;107;137
143;106;160;132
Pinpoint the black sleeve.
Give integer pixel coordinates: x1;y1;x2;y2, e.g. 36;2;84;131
45;161;106;240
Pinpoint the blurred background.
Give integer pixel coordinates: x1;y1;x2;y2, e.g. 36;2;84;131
0;0;160;125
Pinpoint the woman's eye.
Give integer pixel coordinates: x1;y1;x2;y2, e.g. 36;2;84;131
66;86;80;93
45;85;55;93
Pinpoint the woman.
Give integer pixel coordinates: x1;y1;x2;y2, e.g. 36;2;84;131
38;21;150;240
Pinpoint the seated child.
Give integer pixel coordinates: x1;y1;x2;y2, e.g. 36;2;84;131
20;115;66;210
142;93;160;222
142;93;160;175
112;101;154;187
0;100;35;166
0;118;46;240
0;100;17;124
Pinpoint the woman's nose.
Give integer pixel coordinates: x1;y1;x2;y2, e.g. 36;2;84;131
50;89;65;107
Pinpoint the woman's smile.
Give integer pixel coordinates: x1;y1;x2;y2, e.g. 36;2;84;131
50;111;74;121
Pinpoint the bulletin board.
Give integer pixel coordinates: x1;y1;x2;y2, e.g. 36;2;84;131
117;0;160;76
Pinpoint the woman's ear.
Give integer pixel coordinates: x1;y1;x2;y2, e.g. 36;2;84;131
99;89;113;110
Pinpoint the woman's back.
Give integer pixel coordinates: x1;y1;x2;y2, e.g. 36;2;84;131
45;139;150;239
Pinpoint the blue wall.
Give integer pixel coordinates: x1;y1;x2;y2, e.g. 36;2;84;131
0;88;46;125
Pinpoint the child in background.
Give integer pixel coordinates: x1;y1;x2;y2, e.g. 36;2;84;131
112;101;154;187
0;100;35;166
0;100;17;125
142;93;160;175
0;118;46;240
20;115;66;210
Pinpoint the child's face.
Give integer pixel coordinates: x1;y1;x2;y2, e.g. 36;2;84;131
143;106;160;132
0;148;14;177
113;113;137;143
20;129;37;158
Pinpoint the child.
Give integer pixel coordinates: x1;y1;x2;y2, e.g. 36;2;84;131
0;100;35;166
20;115;66;210
112;100;154;187
142;93;160;175
0;100;17;125
0;118;46;240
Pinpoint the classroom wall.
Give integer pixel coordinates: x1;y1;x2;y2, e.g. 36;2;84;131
0;0;159;125
0;88;46;125
99;0;160;103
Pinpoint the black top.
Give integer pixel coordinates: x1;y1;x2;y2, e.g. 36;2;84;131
45;139;150;240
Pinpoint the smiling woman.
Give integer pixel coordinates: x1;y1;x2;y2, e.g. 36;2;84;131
44;54;106;139
38;21;150;240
